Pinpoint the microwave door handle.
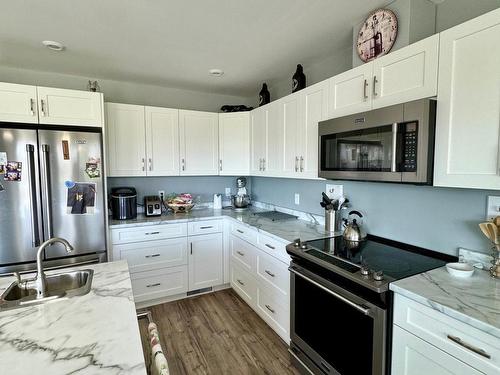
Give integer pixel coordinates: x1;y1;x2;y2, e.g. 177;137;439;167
26;145;41;247
289;267;371;315
41;144;53;239
391;123;398;173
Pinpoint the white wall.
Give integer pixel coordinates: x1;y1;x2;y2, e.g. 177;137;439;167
0;65;252;112
436;0;500;32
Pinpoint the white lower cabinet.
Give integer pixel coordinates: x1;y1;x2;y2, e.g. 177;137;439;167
131;266;188;303
188;232;223;290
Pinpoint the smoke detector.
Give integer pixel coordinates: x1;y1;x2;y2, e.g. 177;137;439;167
42;40;65;51
208;68;224;77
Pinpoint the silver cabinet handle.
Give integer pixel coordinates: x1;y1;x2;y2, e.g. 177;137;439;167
41;144;53;239
190;242;193;255
30;98;35;116
289;267;371;315
236;229;244;234
40;99;46;116
145;231;160;235
295;156;299;172
236;279;244;286
141;158;145;171
300;156;304;172
372;75;378;97
363;79;369;100
447;335;491;359
146;283;161;288
181;158;185;171
148;158;152;171
26;144;40;247
259;158;263;171
265;304;275;313
200;226;213;229
265;270;275;277
219;159;222;171
391;123;398;173
263;158;266;171
236;251;245;256
145;253;160;258
265;243;275;250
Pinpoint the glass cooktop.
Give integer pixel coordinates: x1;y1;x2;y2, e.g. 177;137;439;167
302;236;453;280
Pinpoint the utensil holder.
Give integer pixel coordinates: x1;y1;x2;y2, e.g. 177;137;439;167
325;209;338;233
490;245;500;278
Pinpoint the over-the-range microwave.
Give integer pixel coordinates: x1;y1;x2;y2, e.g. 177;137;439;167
318;98;436;184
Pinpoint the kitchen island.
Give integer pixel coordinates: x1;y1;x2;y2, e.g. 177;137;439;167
0;260;146;374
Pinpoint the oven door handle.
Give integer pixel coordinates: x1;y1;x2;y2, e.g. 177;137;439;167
391;122;398;173
289;267;371;316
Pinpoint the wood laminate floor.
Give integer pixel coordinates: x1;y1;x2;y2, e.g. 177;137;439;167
138;289;299;375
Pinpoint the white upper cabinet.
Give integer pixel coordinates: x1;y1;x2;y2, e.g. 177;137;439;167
106;103;146;177
0;83;38;124
434;8;500;190
250;106;267;175
145;106;180;176
264;101;283;176
218;112;250;176
372;34;439;109
37;86;103;127
179;110;219;175
281;94;301;177
328;63;372;119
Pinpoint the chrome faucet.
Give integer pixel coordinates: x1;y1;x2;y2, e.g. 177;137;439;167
35;238;74;298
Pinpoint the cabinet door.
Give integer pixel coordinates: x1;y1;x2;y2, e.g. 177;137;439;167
0;82;38;124
219;112;250;176
434;9;500;190
392;325;483;375
145;106;179;176
372;34;439;109
37;87;103;127
188;233;223;290
264;101;283;176
298;81;328;178
328;63;372;119
179;110;218;175
250;106;267;175
105;103;146;176
281;95;300;177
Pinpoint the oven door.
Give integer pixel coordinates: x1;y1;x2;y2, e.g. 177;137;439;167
289;264;387;375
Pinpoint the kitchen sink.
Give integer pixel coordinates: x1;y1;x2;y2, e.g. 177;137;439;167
0;269;94;311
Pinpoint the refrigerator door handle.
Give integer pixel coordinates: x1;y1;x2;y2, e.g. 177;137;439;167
26;144;41;247
41;144;53;239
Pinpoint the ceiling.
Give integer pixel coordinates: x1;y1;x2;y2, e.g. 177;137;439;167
0;0;390;96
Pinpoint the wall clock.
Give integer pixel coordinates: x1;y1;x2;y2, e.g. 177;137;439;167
356;9;398;62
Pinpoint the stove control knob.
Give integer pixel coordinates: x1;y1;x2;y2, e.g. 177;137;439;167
360;265;370;276
373;270;384;281
293;238;301;247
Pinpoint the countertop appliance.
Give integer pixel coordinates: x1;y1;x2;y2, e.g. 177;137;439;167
319;99;436;184
232;176;251;209
110;187;137;220
213;193;222;210
144;195;162;217
0;125;107;274
286;235;456;375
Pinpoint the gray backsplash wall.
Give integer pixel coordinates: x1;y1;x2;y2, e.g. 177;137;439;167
251;177;496;256
107;176;247;203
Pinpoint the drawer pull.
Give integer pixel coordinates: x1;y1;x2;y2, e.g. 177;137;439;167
236;279;245;286
265;270;275;277
145;231;160;235
145;253;161;258
265;243;275;250
146;283;161;288
265;304;275;314
446;335;491;359
236;251;245;256
236;229;244;234
200;226;213;229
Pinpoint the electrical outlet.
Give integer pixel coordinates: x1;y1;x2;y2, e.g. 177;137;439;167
487;196;500;220
326;184;343;200
225;187;231;196
158;190;165;201
294;193;300;205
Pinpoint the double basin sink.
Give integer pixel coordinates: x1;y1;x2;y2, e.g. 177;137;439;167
0;269;93;311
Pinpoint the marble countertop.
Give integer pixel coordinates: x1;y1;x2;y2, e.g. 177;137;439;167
109;207;336;243
0;260;146;374
390;267;500;339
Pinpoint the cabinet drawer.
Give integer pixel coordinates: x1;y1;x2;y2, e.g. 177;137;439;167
257;232;290;263
394;293;500;374
131;266;188;303
188;219;223;235
230;261;257;307
116;237;188;273
230;235;257;273
111;222;188;244
256;250;289;302
256;286;289;343
230;221;258;244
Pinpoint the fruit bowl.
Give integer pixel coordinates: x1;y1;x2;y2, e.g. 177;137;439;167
166;203;195;213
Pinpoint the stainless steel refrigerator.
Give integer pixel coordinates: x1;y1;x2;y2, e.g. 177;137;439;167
0;125;107;274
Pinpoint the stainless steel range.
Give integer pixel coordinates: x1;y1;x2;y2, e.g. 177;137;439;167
286;235;456;375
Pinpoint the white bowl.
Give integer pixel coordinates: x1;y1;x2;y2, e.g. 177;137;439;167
446;262;475;278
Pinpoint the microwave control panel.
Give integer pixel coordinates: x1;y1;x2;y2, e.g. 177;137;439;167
402;122;418;172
